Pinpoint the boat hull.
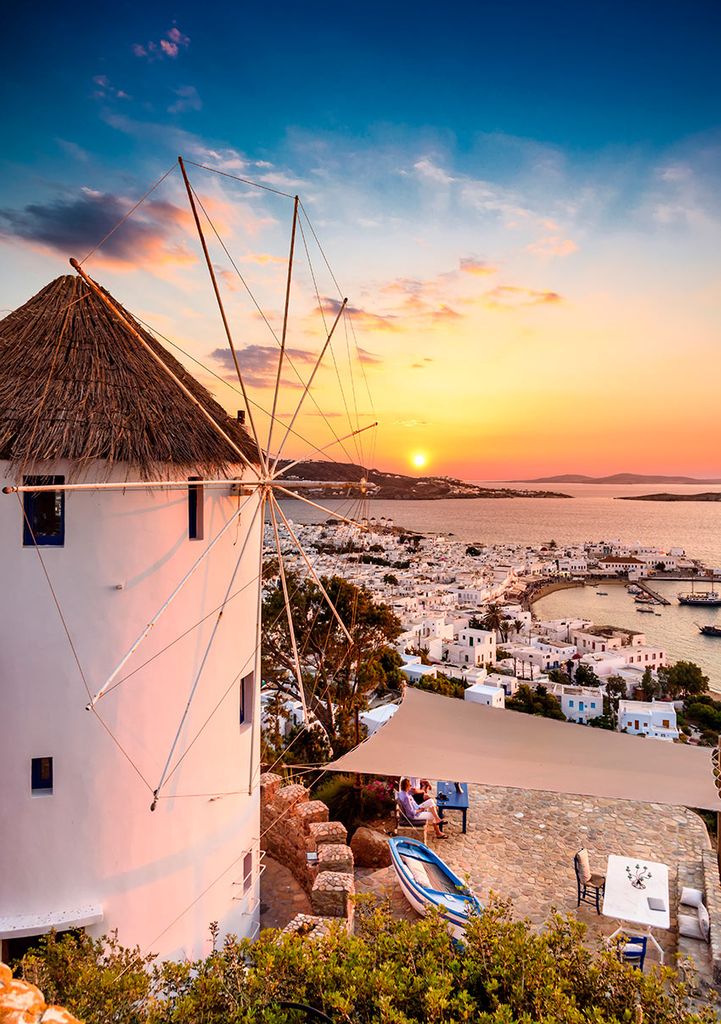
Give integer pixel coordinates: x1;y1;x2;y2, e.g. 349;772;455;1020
388;836;482;940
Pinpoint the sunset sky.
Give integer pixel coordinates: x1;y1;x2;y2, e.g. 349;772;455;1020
2;2;720;479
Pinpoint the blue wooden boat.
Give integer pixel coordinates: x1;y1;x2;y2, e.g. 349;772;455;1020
388;836;483;939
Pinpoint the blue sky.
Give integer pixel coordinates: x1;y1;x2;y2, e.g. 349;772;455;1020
1;2;720;475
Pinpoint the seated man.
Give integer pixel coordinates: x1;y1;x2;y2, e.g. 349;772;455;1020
397;777;446;838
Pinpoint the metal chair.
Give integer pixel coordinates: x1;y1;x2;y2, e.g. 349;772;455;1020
619;935;647;971
574;848;606;914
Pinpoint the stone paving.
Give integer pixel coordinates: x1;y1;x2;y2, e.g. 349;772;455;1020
358;783;713;970
260;855;311;931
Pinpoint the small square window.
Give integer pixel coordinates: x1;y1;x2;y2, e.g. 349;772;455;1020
31;757;53;795
243;850;253;894
23;477;64;547
188;478;204;540
239;672;254;726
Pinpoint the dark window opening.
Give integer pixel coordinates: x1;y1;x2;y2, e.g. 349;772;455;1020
239;672;254;726
23;476;64;546
31;756;53;795
188;477;204;540
243;850;253;893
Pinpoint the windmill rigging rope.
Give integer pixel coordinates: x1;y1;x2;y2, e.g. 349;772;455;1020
188;186;357;468
79;163;178;266
16;492;154;792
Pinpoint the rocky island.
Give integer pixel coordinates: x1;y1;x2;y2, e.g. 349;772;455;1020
277;460;571;500
618;492;721;502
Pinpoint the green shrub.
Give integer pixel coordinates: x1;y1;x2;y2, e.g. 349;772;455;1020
16;900;716;1023
312;773;394;832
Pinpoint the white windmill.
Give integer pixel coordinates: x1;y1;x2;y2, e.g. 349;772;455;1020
0;156;376;962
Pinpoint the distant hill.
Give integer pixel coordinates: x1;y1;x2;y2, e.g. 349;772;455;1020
278;460;570;500
512;473;721;485
618;492;721;502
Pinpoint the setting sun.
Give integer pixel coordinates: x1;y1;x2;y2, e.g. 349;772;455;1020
411;452;428;470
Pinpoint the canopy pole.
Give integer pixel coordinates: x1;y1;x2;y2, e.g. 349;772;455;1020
270;297;348;473
69;259;259;480
177;156;268;478
266;196;299;459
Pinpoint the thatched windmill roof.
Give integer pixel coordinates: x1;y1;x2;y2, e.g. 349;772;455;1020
0;275;259;480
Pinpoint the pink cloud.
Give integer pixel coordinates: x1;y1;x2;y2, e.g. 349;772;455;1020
459;257;498;276
133;24;190;61
527;235;578;257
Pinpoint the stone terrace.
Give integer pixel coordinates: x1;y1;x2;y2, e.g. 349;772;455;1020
357;783;713;971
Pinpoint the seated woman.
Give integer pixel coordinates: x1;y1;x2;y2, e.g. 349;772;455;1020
397;777;446;838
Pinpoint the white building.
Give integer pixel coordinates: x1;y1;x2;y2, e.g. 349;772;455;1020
560;687;604;724
399;656;439;684
464;683;505;708
617;700;679;741
360;703;399;735
0;276;263;963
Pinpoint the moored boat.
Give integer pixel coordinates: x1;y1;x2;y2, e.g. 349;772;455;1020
698;624;721;637
388;836;483;939
678;591;721;607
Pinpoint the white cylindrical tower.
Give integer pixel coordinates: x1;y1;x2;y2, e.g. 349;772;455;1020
0;276;263;961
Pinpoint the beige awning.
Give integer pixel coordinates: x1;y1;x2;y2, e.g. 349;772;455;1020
327;687;721;811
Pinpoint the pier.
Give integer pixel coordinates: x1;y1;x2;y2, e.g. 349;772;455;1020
635;580;670;606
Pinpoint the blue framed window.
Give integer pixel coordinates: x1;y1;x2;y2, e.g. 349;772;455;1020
188;477;204;540
569;699;574;707
23;476;64;546
239;672;254;725
31;757;53;795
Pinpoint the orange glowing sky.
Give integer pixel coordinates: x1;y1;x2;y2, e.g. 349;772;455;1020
1;15;720;479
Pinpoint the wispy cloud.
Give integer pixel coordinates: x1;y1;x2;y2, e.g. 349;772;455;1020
527;235;578;257
133;24;190;60
484;285;563;310
92;75;130;101
459;257;498;276
56;139;89;162
210;344;317;388
320;297;399;332
168;85;202;114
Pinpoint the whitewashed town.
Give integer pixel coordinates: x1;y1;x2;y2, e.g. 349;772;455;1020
265;515;713;744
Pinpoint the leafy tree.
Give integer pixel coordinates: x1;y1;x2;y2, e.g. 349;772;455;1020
658;660;709;700
413;671;466;699
466;544;482;556
640;665;661;701
547;668;571;684
262;570;402;756
574;663;601;687
506;684;565;720
16;900;713;1024
603;675;626;728
382;572;399;585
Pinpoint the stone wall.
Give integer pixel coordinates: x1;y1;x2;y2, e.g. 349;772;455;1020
260;773;354;921
702;850;721;982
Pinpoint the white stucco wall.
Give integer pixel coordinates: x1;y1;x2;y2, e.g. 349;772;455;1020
0;460;262;960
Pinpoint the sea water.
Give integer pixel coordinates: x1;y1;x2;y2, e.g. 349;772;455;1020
278;483;721;690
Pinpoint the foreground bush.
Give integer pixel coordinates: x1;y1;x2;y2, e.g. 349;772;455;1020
16;899;715;1023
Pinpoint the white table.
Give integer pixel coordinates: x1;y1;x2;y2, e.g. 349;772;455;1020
602;855;670;963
